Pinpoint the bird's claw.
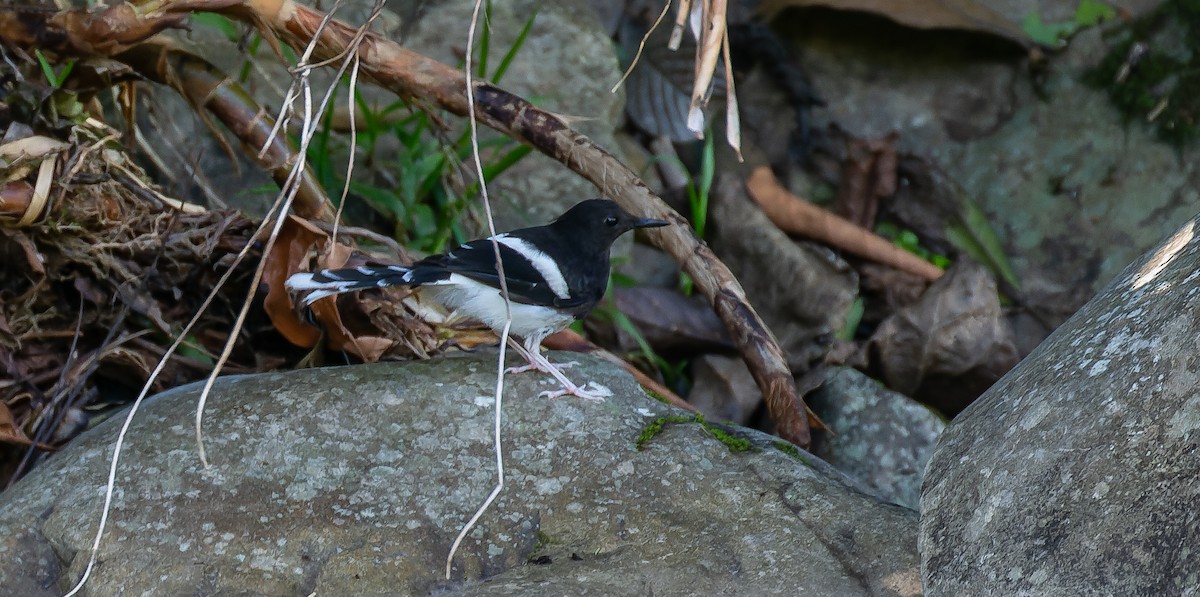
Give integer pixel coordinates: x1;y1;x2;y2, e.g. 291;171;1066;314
539;381;611;401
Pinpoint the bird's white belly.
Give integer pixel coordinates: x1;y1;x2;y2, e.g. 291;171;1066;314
419;274;575;338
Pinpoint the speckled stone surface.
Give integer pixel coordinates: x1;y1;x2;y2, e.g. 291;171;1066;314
921;216;1200;595
810;367;945;510
784;1;1200;349
0;353;920;596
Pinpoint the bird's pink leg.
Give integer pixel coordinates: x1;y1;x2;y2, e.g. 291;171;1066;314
505;337;609;401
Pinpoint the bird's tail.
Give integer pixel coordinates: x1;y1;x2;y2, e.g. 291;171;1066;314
286;265;414;305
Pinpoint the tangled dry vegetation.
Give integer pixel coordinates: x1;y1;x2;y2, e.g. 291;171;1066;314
0;0;823;488
0;122;269;484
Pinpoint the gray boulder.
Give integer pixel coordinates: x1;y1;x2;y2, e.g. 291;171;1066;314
785;4;1199;347
810;367;945;510
921;216;1200;594
0;353;920;596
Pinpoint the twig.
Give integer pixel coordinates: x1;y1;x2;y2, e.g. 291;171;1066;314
610;0;672;94
746;166;944;282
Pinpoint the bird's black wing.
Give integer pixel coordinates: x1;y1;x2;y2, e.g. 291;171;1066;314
409;237;590;309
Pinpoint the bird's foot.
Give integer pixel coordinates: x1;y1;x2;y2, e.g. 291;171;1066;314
505;337;604;401
539;381;612;401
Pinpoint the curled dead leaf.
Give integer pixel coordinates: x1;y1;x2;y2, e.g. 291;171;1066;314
262;215;329;348
865;260;1019;414
0;402;54;451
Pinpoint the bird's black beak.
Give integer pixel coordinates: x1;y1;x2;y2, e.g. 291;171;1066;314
633;217;670;229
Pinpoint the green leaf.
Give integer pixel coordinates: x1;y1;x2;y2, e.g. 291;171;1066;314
493;10;538;83
237;34;263;83
1021;12;1075;47
56;59;76;85
610;271;638;288
1022;0;1115;47
477;0;491;78
875;221;900;239
690;131;716;238
311;88;339;184
836;297;865;341
379;99;410;119
946;199;1020;289
52;91;84;119
35;50;58;87
698;132;715;202
481;145;531;180
413;152;448;198
410;203;438;240
178;337;215;366
678;272;694;296
608;305;670;374
190;12;240;41
1074;0;1116;27
351;181;404;215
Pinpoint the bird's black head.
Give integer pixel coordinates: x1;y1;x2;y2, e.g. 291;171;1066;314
552;199;669;247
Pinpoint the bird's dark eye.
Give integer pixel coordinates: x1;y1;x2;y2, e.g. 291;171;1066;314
604;216;618;227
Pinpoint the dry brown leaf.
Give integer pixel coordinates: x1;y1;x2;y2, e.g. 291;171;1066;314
758;0;1032;48
834;133;898;228
262;215;328;348
0;135;69;163
305;251;404;362
688;0;727;136
865;260;1018;414
0;181;33;219
331;334;395;363
0;228;46;280
0;402;53;450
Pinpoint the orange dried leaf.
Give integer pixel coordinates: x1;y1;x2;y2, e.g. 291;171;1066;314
262;215;327;347
0;402;51;450
341;336;395;362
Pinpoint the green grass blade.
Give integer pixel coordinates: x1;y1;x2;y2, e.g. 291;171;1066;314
946;199;1020;289
35;50;58;87
493;10;538;83
477;0;492;78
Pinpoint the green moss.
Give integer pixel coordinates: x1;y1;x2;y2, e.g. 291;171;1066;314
635;415;697;450
772;441;812;467
707;425;753;452
642;388;671;406
636;413;756;453
529;530;553;556
1085;0;1200;148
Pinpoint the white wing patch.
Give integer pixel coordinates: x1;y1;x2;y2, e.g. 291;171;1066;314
493;234;571;300
285;273;356;305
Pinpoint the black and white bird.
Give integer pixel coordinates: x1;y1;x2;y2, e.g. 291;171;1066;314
286;199;670;400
